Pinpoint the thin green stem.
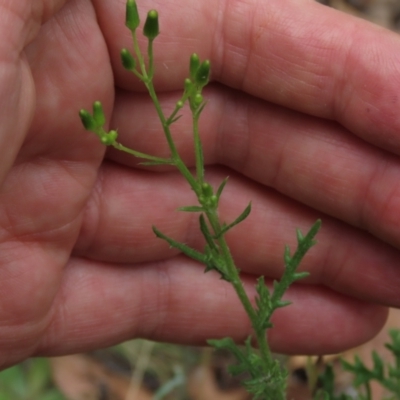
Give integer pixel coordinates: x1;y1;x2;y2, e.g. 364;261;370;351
129;31;199;193
145;82;198;191
205;209;274;374
193;113;204;183
132;31;148;79
112;142;173;164
147;39;155;79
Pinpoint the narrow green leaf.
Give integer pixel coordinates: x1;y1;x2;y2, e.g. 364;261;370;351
199;215;218;251
296;228;304;242
215;202;251;238
292;271;310;281
153;226;206;263
284;245;291;265
371;351;384;379
216;176;229;201
169;115;182;124
177;206;204;212
274;300;291;308
193;101;207;118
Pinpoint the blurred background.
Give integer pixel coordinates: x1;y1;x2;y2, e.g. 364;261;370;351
2;0;400;399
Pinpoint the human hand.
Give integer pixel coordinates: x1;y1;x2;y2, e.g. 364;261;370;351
1;0;399;369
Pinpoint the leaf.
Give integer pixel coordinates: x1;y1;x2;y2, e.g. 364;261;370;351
371;351;384;380
199;215;218;251
152;226;207;263
215;176;229;202
292;271;310;281
203;246;231;282
254;277;273;331
296;228;304;242
274;300;291;308
215;202;251;238
169;115;182;124
284;245;291;265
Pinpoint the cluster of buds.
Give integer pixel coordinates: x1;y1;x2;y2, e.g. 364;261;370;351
121;0;160;72
185;54;210;112
79;102;118;146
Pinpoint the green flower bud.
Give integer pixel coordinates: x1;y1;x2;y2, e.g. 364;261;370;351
101;130;118;146
126;0;140;32
193;93;203;107
79;109;96;131
121;48;136;71
92;101;105;127
201;182;213;197
143;10;159;40
184;78;193;95
195;60;210;86
189;53;200;80
176;100;184;109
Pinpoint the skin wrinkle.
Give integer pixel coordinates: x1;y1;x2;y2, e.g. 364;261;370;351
76;165;107;257
0;162;82;243
368;161;400;245
331;30;361;125
138;262;174;340
359;155;390;234
216;0;254;90
218;89;251;172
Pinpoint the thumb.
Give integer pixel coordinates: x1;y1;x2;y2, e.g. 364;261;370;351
0;0;66;183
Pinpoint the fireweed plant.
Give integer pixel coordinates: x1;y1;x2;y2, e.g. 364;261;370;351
79;0;321;398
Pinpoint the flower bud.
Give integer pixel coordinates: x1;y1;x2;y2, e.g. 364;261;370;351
184;78;193;95
189;53;200;80
92;101;105;127
79;109;96;131
143;10;159;40
201;182;213;197
101;130;118;146
126;0;140;32
195;60;210;86
193;93;203;108
121;48;136;71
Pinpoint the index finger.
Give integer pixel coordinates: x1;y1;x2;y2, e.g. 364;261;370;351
216;0;400;153
94;0;400;152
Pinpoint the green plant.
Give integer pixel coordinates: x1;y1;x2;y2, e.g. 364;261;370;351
79;1;320;398
315;330;400;400
0;358;65;400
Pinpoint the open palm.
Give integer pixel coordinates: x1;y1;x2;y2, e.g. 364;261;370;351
2;0;400;369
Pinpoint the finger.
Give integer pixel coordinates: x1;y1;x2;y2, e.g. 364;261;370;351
74;162;400;308
94;0;400;153
0;0;65;183
23;0;114;165
108;84;400;253
36;256;387;358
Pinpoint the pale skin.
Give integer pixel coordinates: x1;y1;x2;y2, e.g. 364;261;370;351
1;0;400;369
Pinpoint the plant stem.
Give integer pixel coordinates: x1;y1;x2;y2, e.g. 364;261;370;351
205;209;274;374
